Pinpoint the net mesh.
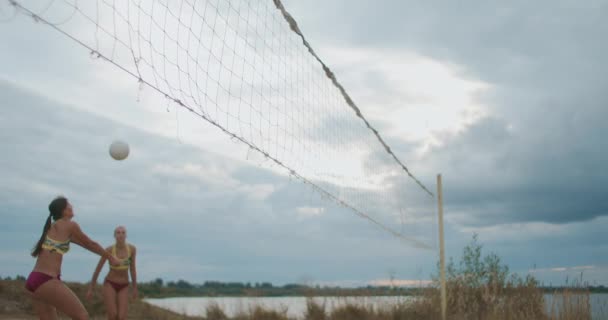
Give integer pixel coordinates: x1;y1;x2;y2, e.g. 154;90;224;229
3;0;436;249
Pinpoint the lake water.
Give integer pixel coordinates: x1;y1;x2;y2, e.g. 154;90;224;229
145;296;415;318
146;294;608;319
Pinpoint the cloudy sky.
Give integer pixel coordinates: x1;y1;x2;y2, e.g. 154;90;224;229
0;0;606;287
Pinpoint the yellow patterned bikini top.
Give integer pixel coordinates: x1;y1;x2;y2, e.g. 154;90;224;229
109;244;131;270
41;236;70;255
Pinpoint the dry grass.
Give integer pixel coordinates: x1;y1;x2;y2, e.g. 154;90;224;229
433;276;548;320
232;305;290;320
0;279;203;320
547;288;592;320
300;287;595;320
1;279;600;320
205;303;229;320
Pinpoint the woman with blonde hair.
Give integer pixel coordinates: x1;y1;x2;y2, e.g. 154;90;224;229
87;226;138;320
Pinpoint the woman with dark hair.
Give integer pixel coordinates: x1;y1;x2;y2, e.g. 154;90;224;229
26;196;120;320
86;226;138;320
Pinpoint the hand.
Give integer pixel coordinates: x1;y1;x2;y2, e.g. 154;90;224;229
131;287;139;300
86;286;95;300
108;255;120;266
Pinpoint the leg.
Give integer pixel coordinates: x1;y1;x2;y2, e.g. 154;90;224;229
103;281;118;320
32;298;58;320
25;272;57;319
116;286;129;320
32;279;88;320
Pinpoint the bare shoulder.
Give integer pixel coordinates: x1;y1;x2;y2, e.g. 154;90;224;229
63;220;83;240
129;244;137;252
65;220;81;233
66;220;80;228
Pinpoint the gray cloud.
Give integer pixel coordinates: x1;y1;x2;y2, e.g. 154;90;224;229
2;0;608;286
0;80;437;283
283;0;608;226
425;110;608;225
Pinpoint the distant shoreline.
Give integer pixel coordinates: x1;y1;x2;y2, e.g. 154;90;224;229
134;279;608;298
4;275;607;299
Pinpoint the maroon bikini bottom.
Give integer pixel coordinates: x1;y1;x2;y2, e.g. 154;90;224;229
105;279;129;292
25;272;61;293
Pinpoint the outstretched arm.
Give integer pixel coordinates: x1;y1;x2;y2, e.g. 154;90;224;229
70;221;119;265
86;250;108;300
130;245;138;299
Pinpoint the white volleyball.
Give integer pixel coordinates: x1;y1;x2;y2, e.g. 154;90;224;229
109;140;129;160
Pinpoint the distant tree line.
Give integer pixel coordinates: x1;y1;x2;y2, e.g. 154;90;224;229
135;278;423;298
2;275;606;297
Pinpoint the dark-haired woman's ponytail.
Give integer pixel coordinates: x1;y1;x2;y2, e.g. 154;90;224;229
31;214;52;257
